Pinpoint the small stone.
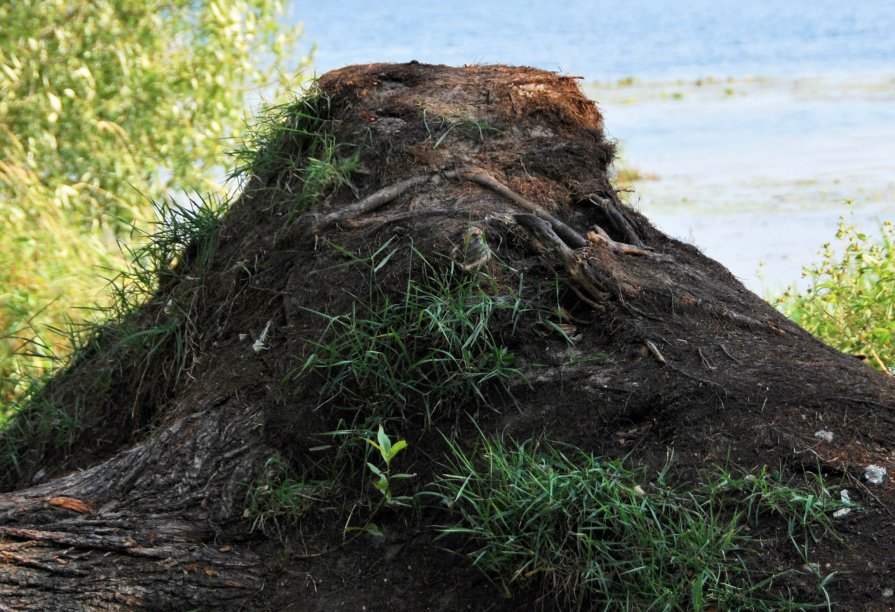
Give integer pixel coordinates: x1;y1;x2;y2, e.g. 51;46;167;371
883;588;894;598
864;464;888;485
814;429;834;443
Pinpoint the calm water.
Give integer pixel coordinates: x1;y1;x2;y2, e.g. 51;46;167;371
293;0;895;81
289;2;895;293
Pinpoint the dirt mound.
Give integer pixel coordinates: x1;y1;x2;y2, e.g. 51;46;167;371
1;62;894;610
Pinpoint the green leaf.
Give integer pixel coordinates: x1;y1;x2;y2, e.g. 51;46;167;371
388;439;408;461
691;575;703;610
364;438;383;455
364;523;384;537
346;522;383;537
377;424;391;458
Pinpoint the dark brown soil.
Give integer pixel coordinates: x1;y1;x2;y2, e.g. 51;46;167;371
2;62;893;610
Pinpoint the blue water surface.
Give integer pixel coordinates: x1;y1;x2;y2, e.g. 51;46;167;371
291;0;895;80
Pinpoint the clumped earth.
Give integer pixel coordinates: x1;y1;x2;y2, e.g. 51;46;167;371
1;63;894;610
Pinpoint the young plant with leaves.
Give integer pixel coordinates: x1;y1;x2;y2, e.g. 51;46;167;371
365;424;413;506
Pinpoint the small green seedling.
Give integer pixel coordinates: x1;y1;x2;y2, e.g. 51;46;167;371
365;425;413;505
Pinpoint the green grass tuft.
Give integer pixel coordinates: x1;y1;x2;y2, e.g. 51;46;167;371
431;435;848;610
244;455;340;541
703;465;851;560
229;89;361;212
291;244;529;426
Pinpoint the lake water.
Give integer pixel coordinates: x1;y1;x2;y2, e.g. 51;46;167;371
289;1;895;293
592;75;895;293
294;1;895;81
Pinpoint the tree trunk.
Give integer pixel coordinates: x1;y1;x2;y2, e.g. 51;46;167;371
0;395;265;609
1;62;892;610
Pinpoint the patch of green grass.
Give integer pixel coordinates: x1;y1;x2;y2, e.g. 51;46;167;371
430;435;848;610
229;89;361;211
245;425;417;546
125;194;226;285
244;455;340;540
72;193;227;405
0;382;84;482
704;465;851;561
776;208;894;373
291;244;529;426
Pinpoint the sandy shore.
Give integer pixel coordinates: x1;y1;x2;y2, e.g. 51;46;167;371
585;74;895;295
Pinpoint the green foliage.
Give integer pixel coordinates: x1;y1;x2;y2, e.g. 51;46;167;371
0;0;310;403
704;466;853;560
0;194;230;485
364;425;413;506
292;244;528;425
244;455;338;539
242;426;411;544
431;435;847;609
777;210;895;373
0;0;304;208
229;90;360;211
0;382;84;482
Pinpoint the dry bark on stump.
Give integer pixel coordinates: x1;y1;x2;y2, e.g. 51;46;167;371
1;63;893;610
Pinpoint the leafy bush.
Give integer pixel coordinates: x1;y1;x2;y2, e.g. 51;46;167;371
0;0;310;404
777;210;894;373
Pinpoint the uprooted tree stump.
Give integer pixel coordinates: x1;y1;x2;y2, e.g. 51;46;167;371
1;63;893;610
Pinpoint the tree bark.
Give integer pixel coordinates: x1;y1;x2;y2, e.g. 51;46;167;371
0;396;266;609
